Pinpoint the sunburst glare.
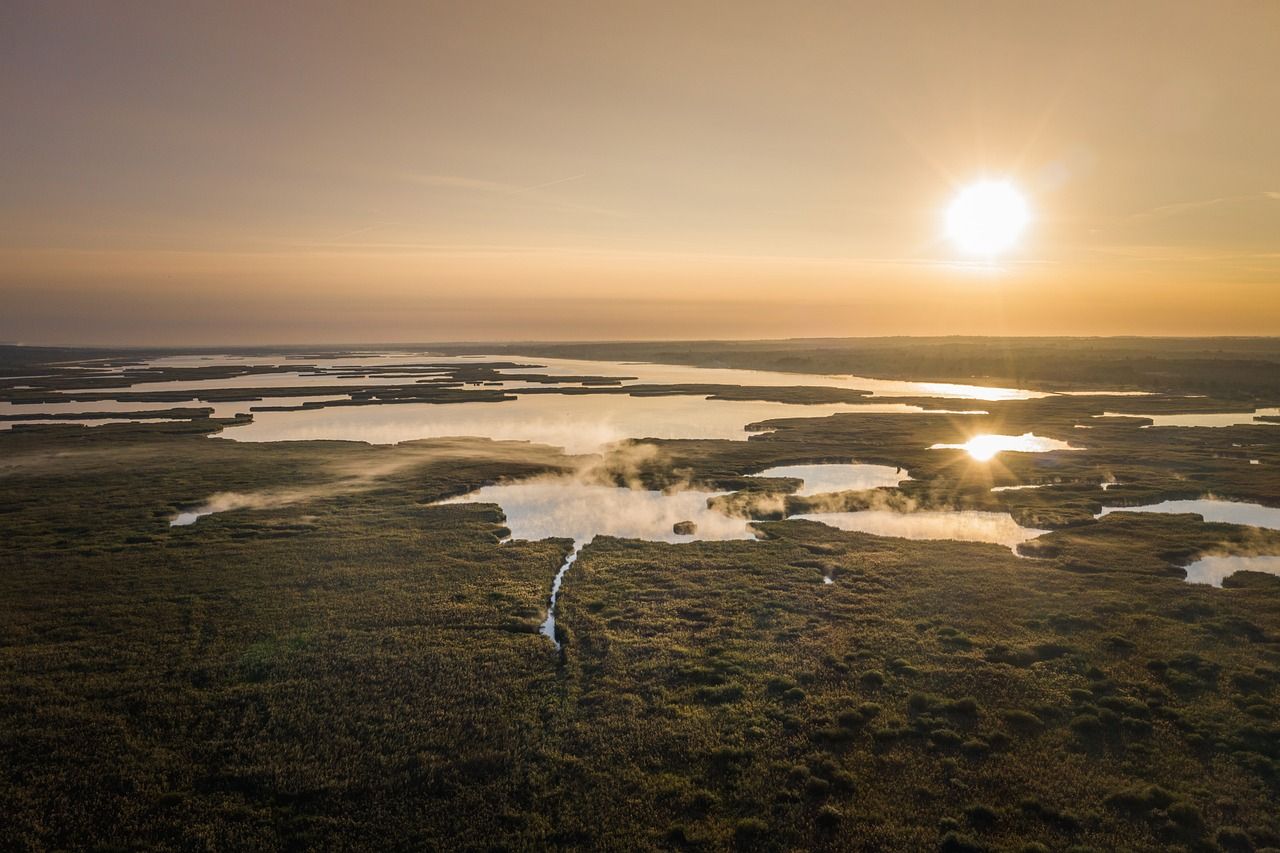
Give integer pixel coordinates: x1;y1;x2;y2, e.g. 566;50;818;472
945;180;1030;256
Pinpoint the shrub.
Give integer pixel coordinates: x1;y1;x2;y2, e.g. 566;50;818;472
908;692;938;712
871;726;902;745
709;746;752;768
930;728;962;747
695;684;745;705
999;709;1044;734
1103;784;1174;815
813;726;856;745
732;817;768;847
1121;716;1153;737
816;804;842;830
827;769;855;792
765;676;797;694
1069;714;1103;738
1103;635;1136;652
1097;695;1148;718
804;776;831;799
1214;826;1254;852
837;710;864;729
939;831;988;853
963;803;999;828
861;671;886;688
1166;801;1205;834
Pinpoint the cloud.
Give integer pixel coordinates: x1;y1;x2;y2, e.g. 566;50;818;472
399;172;620;218
170;438;573;525
1128;191;1280;221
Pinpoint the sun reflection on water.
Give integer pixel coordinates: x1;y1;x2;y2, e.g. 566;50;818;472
930;432;1079;461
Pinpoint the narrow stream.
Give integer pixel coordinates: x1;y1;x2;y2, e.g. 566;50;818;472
540;547;580;649
441;479;756;650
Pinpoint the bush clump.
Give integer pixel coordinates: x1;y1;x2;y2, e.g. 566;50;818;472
939;830;988;853
999;709;1044;734
732;817;768;847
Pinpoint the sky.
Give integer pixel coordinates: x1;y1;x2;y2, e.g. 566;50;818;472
2;1;1279;344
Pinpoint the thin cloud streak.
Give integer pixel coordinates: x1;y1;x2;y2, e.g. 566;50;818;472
1127;191;1280;221
399;172;619;217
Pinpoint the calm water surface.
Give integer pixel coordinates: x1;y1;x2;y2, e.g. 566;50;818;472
1098;499;1280;530
752;463;909;495
791;510;1047;551
221;395;978;453
1095;408;1280;428
1181;555;1280;586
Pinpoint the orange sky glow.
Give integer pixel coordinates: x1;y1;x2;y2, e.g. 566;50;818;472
2;1;1278;343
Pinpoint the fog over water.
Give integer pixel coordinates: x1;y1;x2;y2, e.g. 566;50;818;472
752;463;909;495
444;479;755;544
1181;554;1280;586
1098;499;1280;530
792;510;1048;551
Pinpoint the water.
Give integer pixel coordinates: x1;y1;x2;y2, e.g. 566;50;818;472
1097;499;1280;530
443;479;757;647
170;509;211;526
1181;555;1280;587
540;550;580;645
752;463;909;495
990;483;1053;492
791;510;1047;551
17;353;1166;449
929;432;1079;461
431;355;1051;401
1095;408;1280;428
15;352;1058;401
9;352;1017;439
79;371;453;393
220;394;977;453
445;479;755;545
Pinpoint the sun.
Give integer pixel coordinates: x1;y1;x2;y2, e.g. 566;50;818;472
945;180;1030;256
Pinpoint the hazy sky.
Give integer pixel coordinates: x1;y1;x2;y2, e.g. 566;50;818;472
3;1;1278;344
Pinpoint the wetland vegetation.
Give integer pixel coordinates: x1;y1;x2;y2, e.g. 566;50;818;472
2;339;1279;851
